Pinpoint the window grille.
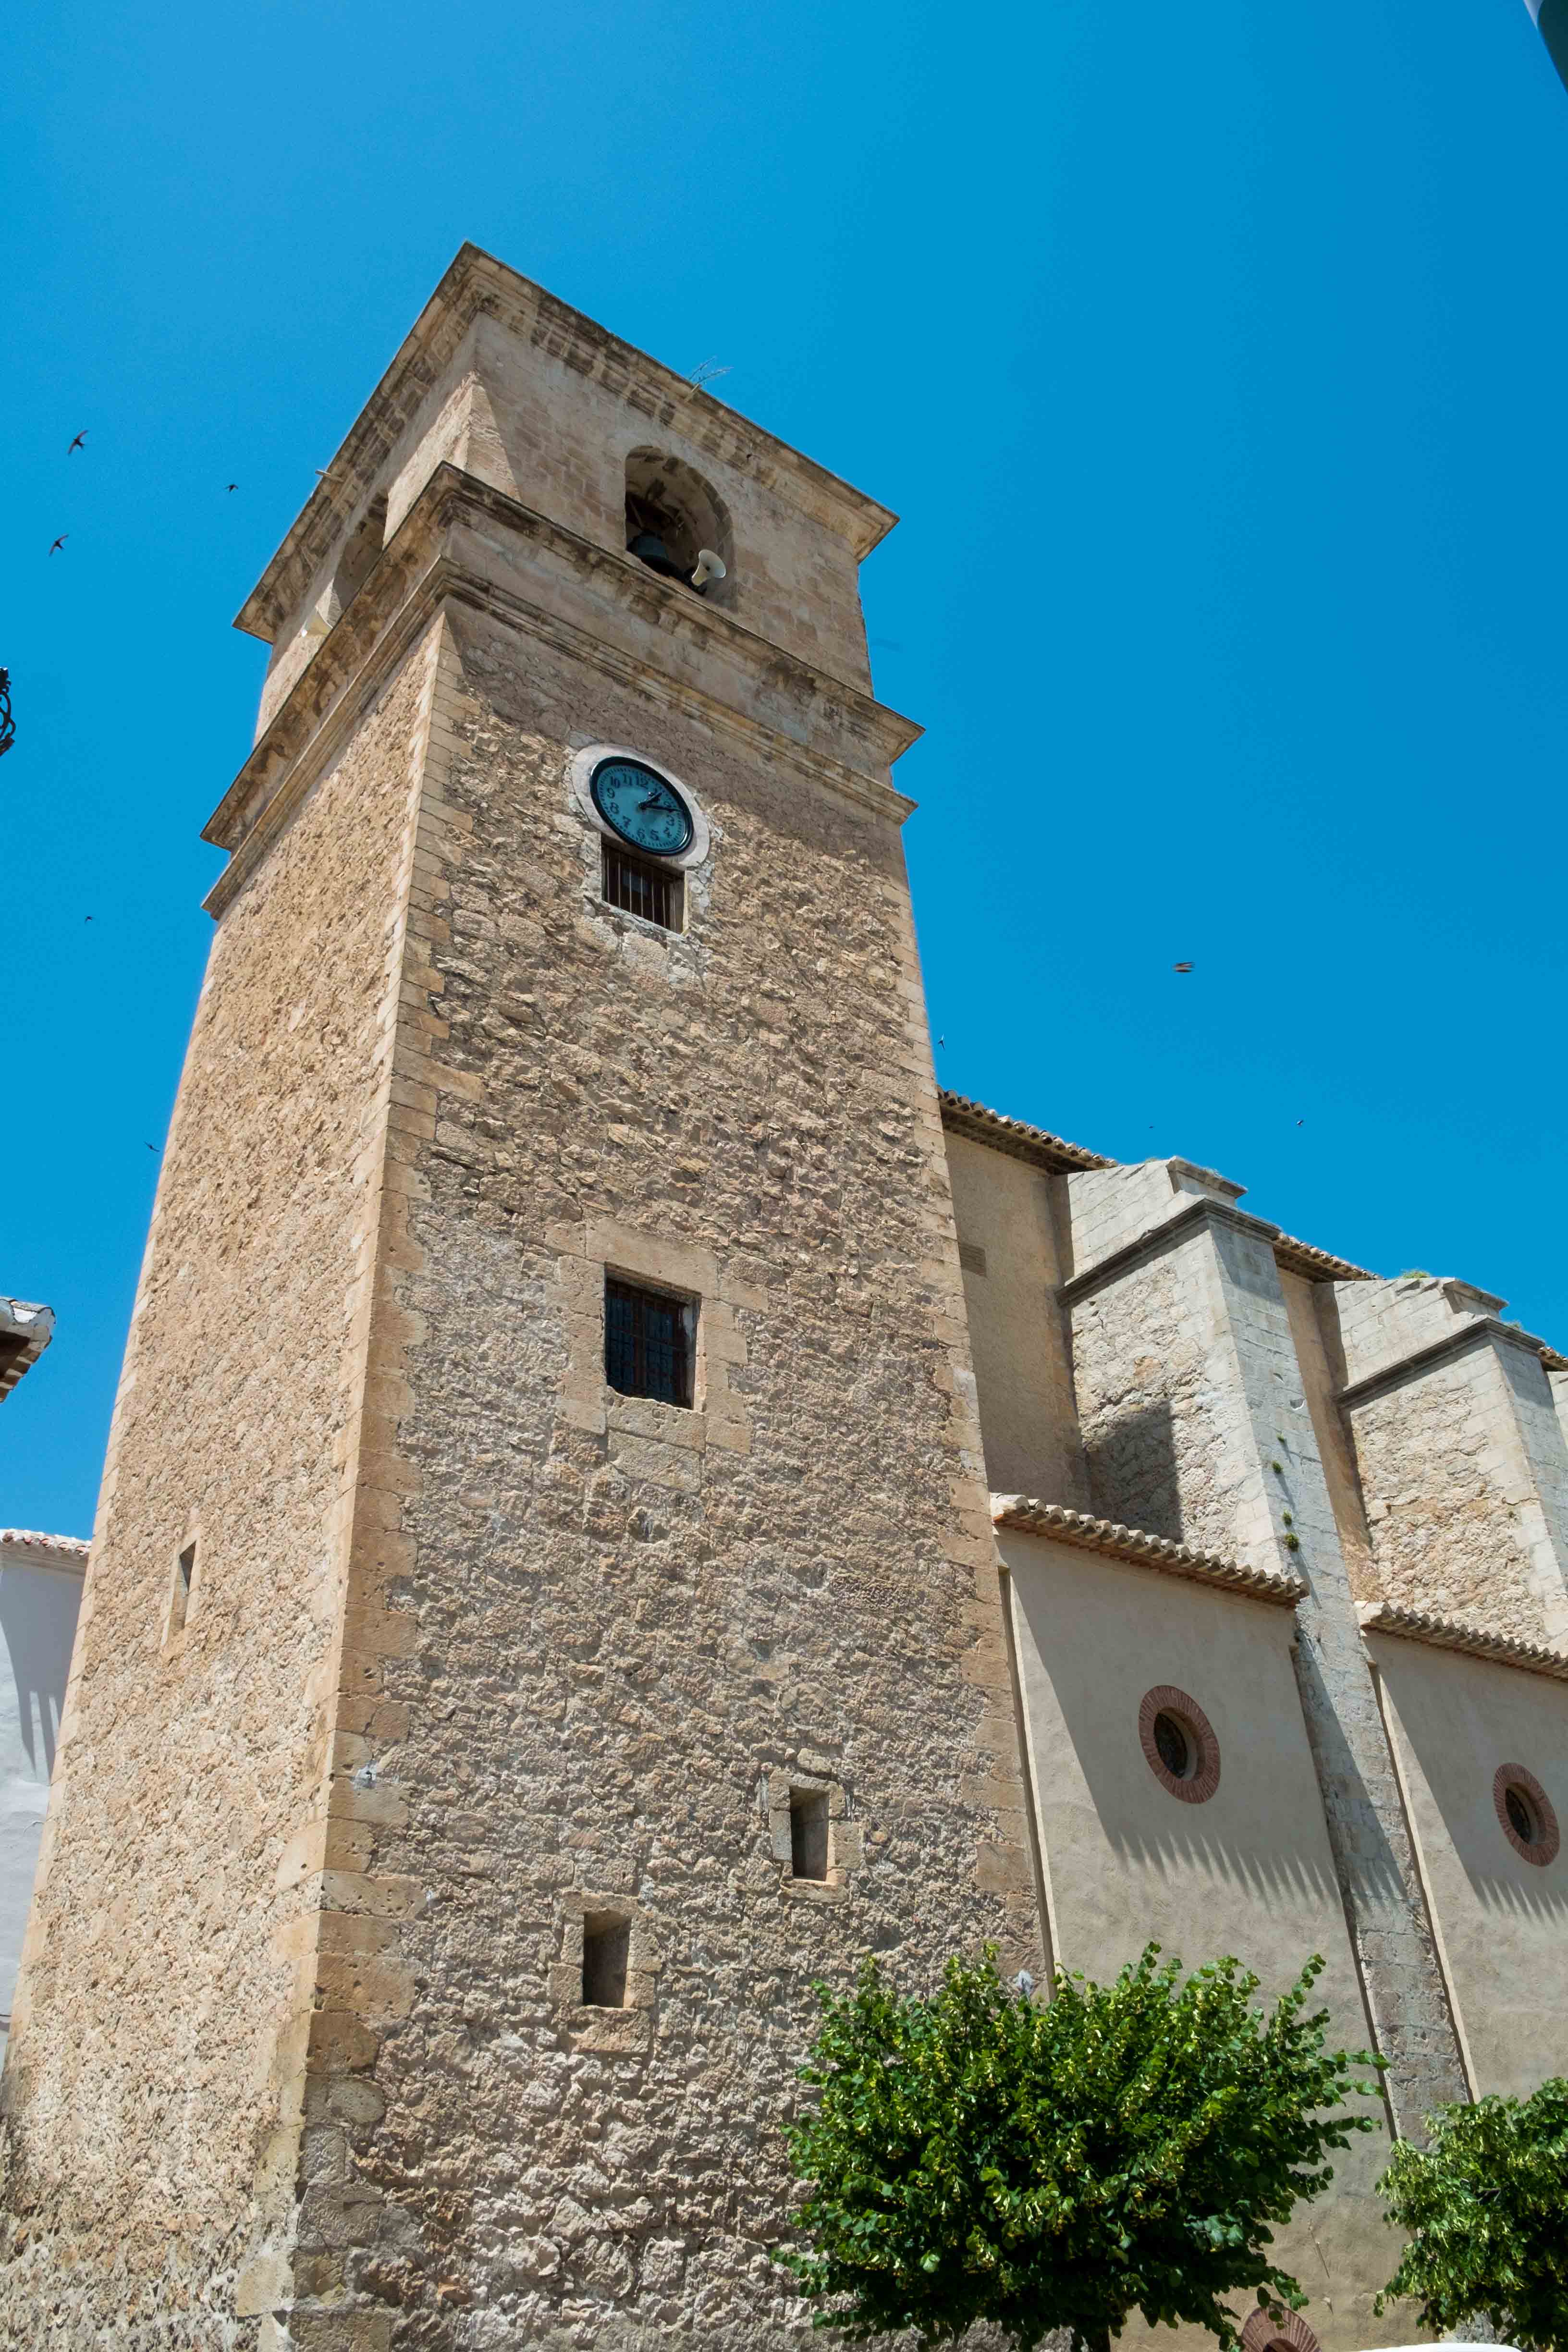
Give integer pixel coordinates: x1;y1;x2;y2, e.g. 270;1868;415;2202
601;840;678;931
605;1278;695;1407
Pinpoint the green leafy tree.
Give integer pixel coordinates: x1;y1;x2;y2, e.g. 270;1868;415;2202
1377;2077;1568;2352
779;1944;1378;2352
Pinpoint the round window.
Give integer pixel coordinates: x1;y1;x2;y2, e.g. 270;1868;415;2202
1240;2310;1323;2352
1139;1686;1220;1804
1494;1764;1559;1867
1153;1710;1193;1780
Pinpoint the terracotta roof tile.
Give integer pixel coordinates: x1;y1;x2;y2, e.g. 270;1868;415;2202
991;1496;1306;1605
1358;1599;1568;1682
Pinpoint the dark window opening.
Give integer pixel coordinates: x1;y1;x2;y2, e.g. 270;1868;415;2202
1153;1711;1192;1780
582;1913;630;2008
606;1278;695;1408
169;1540;196;1637
623;450;730;598
789;1789;830;1881
602;840;679;931
1505;1785;1539;1846
625;488;695;583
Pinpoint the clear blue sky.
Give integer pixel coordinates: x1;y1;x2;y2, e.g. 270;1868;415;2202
5;0;1567;1537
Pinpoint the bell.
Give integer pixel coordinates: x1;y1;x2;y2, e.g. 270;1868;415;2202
629;531;673;568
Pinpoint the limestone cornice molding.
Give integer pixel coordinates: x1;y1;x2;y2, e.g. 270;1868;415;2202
0;1297;54;1402
236;241;897;644
204;465;919;919
939;1091;1115;1174
1336;1314;1563;1414
1058;1194;1373;1310
992;1496;1307;1606
1358;1598;1568;1683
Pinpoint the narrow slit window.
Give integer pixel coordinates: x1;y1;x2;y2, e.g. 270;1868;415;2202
789;1789;830;1882
582;1913;630;2008
601;840;679;932
170;1540;196;1636
605;1278;695;1408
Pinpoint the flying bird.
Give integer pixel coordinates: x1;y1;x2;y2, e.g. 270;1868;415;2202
226;482;237;493
1172;960;1194;974
67;431;86;454
49;536;67;555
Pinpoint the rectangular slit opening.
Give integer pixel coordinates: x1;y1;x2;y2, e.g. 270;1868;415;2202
170;1541;196;1636
582;1913;630;2008
601;841;680;932
789;1789;830;1882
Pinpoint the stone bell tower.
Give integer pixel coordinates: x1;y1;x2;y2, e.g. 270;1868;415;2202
0;246;1038;2348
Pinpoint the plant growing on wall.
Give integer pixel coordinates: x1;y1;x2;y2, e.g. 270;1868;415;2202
1377;2077;1568;2352
779;1943;1379;2351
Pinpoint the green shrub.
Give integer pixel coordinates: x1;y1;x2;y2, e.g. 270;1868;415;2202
1378;2078;1568;2352
780;1944;1378;2350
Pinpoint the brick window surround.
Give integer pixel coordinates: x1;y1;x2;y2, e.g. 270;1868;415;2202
1493;1763;1560;1866
1241;2311;1322;2352
1139;1685;1221;1804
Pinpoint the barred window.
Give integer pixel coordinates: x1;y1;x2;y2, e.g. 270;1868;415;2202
605;1277;695;1408
601;840;679;931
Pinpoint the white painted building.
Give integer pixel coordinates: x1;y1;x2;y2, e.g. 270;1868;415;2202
0;1538;86;2051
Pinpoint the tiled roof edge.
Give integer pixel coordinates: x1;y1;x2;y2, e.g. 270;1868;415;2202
0;1298;55;1402
0;1529;90;1563
1357;1599;1568;1682
939;1093;1116;1174
1272;1230;1377;1283
991;1496;1307;1606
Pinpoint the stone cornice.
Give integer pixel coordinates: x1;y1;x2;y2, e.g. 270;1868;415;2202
992;1496;1307;1606
939;1092;1115;1174
204;465;920;919
236;242;898;643
1059;1195;1372;1310
1337;1315;1562;1413
1358;1599;1568;1683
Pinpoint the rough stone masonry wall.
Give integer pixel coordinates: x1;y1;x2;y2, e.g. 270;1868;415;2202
0;633;438;2346
1069;1234;1256;1560
298;607;1035;2352
1350;1352;1550;1647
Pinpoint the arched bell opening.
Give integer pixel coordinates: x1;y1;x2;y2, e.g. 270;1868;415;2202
624;450;733;603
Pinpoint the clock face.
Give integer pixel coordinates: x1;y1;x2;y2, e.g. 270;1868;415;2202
589;760;695;858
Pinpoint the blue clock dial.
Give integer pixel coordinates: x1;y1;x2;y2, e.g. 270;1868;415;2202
589;760;695;858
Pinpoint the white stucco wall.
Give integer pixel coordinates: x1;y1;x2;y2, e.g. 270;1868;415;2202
1367;1631;1568;2100
0;1536;86;2048
1000;1528;1397;2351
